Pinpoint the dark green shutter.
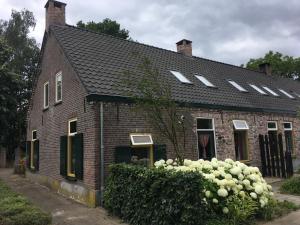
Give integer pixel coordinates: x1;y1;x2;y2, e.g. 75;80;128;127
154;144;167;162
60;136;68;177
74;133;84;180
33;140;39;171
115;146;132;163
26;141;31;169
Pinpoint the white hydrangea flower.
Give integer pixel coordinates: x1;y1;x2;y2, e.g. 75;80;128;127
255;185;264;195
205;190;211;198
166;159;173;165
230;167;242;175
250;192;257;199
217;188;228;197
212;198;218;204
223;207;229;214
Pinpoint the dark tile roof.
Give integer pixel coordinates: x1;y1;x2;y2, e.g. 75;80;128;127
50;24;300;114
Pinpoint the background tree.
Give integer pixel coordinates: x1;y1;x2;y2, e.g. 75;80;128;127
243;51;300;79
77;18;130;39
0;9;39;160
124;56;191;165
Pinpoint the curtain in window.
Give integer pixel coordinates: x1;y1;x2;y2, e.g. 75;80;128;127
198;134;210;159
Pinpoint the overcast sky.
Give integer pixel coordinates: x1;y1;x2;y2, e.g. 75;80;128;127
0;0;299;65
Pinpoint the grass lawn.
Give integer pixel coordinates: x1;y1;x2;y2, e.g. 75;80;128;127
0;179;51;225
280;176;300;195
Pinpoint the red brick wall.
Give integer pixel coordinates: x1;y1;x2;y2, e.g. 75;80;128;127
27;31;99;190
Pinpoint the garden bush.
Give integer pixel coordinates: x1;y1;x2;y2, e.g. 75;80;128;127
0;180;51;225
280;176;300;195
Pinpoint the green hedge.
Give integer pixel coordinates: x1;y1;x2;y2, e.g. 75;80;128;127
280;176;300;195
0;180;51;225
104;164;217;225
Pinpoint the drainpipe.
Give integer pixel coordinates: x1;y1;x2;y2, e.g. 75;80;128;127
99;102;104;206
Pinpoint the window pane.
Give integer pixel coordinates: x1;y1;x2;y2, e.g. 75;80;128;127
249;84;267;95
44;83;49;107
56;73;62;101
262;86;279;96
234;131;248;161
233;120;249;130
267;122;277;129
228;80;248;92
32;131;37;140
69;120;77;134
195;75;215;87
130;134;153;145
131;147;150;167
283;122;292;130
69;136;76;175
198;131;215;160
279;89;294;99
285;131;293;153
170;71;192;84
197;119;213;130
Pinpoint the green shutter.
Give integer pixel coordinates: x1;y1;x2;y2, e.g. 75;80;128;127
26;141;31;169
33;140;39;171
115;146;132;163
74;133;84;180
60;136;68;177
154;144;167;162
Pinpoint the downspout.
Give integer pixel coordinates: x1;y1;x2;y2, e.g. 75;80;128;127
99;102;105;206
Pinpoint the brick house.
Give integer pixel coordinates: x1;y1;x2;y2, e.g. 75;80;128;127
26;0;300;207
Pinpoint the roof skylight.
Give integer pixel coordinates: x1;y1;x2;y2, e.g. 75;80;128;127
195;75;215;87
278;89;295;99
262;86;279;96
228;80;248;92
249;84;267;95
170;71;192;84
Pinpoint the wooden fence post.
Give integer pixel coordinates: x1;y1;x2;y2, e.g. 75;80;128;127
278;134;286;178
264;135;272;176
273;135;281;177
259;135;267;177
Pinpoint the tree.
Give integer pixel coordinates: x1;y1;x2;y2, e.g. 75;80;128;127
124;56;191;165
77;18;130;39
244;51;300;79
0;9;39;159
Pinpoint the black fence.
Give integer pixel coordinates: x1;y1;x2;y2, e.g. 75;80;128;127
259;133;293;178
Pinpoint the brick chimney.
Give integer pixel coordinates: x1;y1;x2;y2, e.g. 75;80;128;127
176;39;192;56
45;0;66;31
259;62;272;75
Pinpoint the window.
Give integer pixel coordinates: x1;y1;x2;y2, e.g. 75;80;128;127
278;89;294;99
130;134;153;146
283;122;294;153
249;84;267;95
32;130;37;141
55;72;62;102
233;120;249;130
228;80;248;92
170;70;192;84
43;82;49;109
197;118;216;160
67;118;77;177
267;121;278;131
195;75;215;87
262;86;279;96
30;130;38;170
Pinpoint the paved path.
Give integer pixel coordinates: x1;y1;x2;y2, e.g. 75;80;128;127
0;169;125;225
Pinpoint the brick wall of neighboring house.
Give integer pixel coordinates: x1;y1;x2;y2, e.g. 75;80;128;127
26;31;100;191
103;102;300;178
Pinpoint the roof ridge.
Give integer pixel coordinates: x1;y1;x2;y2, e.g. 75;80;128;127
60;24;267;76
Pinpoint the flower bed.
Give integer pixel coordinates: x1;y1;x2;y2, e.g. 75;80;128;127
104;158;276;225
155;158;273;213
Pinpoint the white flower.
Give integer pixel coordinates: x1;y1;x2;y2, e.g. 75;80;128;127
205;191;211;198
212;198;218;204
250;192;257;199
166;165;174;170
255;185;264;195
230;167;242;175
223;207;229;214
242;179;250;187
239;191;245;197
166;159;173;165
217;188;228;197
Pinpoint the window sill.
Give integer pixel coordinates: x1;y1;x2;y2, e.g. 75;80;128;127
43;107;49;112
54;101;62;106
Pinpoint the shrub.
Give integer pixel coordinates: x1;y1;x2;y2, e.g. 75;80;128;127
0;180;51;225
280;176;300;195
104;164;212;225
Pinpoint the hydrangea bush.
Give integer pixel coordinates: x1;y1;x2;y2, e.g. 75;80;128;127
154;158;273;214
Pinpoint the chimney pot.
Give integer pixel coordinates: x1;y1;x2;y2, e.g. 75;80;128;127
176;39;192;56
259;62;272;75
45;0;66;31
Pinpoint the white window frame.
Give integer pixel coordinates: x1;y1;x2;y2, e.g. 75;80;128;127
278;89;295;99
130;133;153;146
262;86;279;96
228;80;248;92
170;70;192;84
196;117;217;159
267;121;278;131
55;71;62;103
32;130;37;141
68;118;78;136
249;84;267;95
233;120;249;130
43;81;49;109
195;75;215;88
283;122;293;131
